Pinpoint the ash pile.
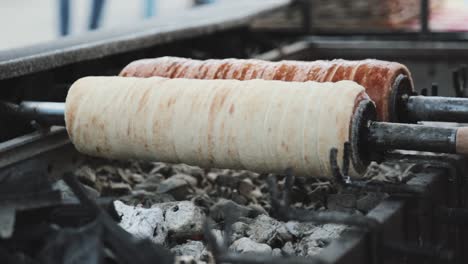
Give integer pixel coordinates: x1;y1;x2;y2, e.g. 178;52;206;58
0;152;416;264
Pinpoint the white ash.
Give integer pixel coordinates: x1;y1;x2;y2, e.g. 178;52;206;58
171;240;205;260
73;160;386;258
155;201;204;239
211;229;224;245
282;241;295;256
284;221;316;239
231;222;250;241
114;200;167;244
174;256;206;264
230;237;272;254
276;224;293;242
308;224;347;240
114;200;205;243
296;224;347;257
247;214;281;244
272;248;282;257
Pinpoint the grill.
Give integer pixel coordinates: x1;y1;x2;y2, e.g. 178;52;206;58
1;1;468;264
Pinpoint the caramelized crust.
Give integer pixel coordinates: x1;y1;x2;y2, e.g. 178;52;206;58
120;57;414;121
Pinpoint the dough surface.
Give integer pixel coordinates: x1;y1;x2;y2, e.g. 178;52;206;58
65;76;368;178
120;57;412;121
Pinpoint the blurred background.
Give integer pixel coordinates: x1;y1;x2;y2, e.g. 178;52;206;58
0;0;214;51
1;0;468;51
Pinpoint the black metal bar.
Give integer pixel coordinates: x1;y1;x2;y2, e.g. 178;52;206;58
406;96;468;122
431;83;438;96
453;70;463;97
420;0;429;35
461;65;468;91
368;122;457;154
384;241;453;261
219;252;326;264
435;207;468;224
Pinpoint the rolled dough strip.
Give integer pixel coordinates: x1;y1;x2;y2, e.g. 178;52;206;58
65;76;369;178
120;57;412;121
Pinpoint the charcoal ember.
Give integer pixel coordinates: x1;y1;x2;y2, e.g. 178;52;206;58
172;164;204;180
157;175;196;200
209;199;253;222
117;168;145;185
193;194;215;212
53;179;99;203
246;214;281;244
249;187;264;200
303;180;332;206
231;222;250;241
154;201;204;239
130;173;145;183
134;173;165;192
114;200;167;244
309;224;346;241
238;178;255;197
247;204;268;217
296;241;322;257
327;194;357;211
276;224;293;242
215;173;240;188
149;162;173;176
230;190;249;205
206;172;219;182
171;174;198;187
119;191;175;207
357;192;388;213
296;224;346;256
272;248;282;257
229;237;272;254
282;241;295;256
74;165;97;186
95;164;119;175
171;240;205;260
0;206;15;238
364;161;404;183
284;221;316;239
102;182;132;196
211;229;224;245
175;256;206;264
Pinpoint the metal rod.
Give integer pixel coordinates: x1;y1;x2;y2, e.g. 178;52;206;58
420;0;429;34
368;122;457;154
406;95;468;123
15;101;65;126
431;83;438;96
6;100;468;157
